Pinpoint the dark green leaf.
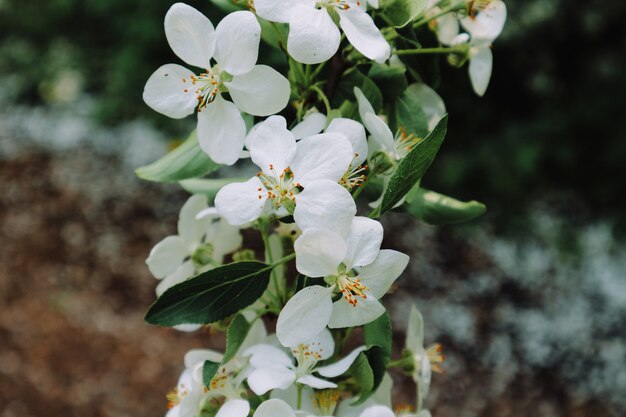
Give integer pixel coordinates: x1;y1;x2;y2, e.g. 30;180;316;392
222;314;252;363
368;63;408;101
145;261;272;326
374;114;448;217
364;312;392;362
334;68;383;114
202;360;220;388
383;0;427;27
349;351;375;405
395;84;430;138
135;131;220;183
405;187;487;225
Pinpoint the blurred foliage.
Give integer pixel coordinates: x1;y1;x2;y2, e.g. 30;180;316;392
1;0;625;222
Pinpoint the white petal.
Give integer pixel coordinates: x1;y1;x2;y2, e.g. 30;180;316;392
469;46;493;97
197;95;246;165
146;235;189;278
329;295;385;328
294;229;346;277
156;260;195;296
358;250;409;298
247;368;297;395
407;83;446;131
215;177;267;225
302;328;335;361
316;346;367;377
210;220;243;262
164;3;215;68
287;6;340;64
216;399;250;417
253;399;296;417
406;305;424;354
247;115;296;175
339;8;390;63
143;64;197;119
363;113;396;156
344;217;383;270
326;118;368;167
214;11;261;75
292;111;327;140
276;285;334;347
173;323;202;333
178;194;210;243
184;348;224;369
294;180;356;237
227;65;291;116
245;344;294;369
297;374;337;389
354;86;375;121
460;0;507;41
291;133;353;187
435;12;460;45
358;405;395;417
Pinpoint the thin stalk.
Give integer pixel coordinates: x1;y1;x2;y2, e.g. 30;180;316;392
310;84;332;114
394;45;466;55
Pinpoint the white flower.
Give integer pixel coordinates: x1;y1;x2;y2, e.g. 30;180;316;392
276;217;409;346
143;3;290;164
405;306;444;411
214;115;357;236
254;0;390;64
244;328;365;395
146;194;242;297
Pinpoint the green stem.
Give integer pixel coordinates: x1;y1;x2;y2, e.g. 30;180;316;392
310;84;332;114
260;223;282;303
296;384;303;409
394;45;467;55
270;252;295;268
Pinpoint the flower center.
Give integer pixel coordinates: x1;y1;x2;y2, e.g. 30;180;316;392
166;384;189;409
292;341;324;376
314;389;340;416
256;165;300;212
425;343;445;373
337;274;368;306
339;155;368;190
182;66;221;111
206;367;241;399
317;0;361;11
394;127;421;158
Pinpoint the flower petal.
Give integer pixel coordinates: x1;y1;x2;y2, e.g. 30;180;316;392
328;295;385;328
254;0;314;23
146;235;189;278
406;305;424;354
197;95;246;165
294;180;356;237
363;113;396;156
215;177;268;225
339;8;390;63
276;285;334;347
434;12;460;45
296;374;337;389
344;217;383;269
302;328;335;361
287;5;340;64
184;348;224;369
469;46;493;97
407;83;446;131
460;0;507;41
316;346;367;377
143;64;197;119
247;368;297;395
253;399;296;417
247;115;296;175
164;3;215;68
294;229;346;277
156;260;195;296
210;220;243;262
291;111;327;140
213;11;261;75
226;65;291;116
216;399;250;417
245;344;294;369
326;118;368;167
178;194;210;243
354;86;375;121
358;249;409;298
358;405;395;417
291;133;354;187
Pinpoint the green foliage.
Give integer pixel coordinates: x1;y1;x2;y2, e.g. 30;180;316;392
349;351;375;405
373;115;448;217
395;83;430;138
405;186;487;225
334;68;383;116
382;0;427;27
145;262;272;327
368;63;408;101
363;313;392;393
222;314;252;363
202;360;220;388
135;131;220;183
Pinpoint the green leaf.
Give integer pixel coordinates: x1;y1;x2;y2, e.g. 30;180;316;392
364;346;387;395
202;360;220;388
368;63;408;101
349;351;375;405
405;187;487;225
395;84;430;138
383;0;427;27
179;178;247;202
374;114;448;217
135;131;220;183
145;261;272;326
325;109;343;128
222;314;252;363
334;68;383;114
364;313;393;392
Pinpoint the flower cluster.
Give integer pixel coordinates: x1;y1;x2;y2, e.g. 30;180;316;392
139;1;506;416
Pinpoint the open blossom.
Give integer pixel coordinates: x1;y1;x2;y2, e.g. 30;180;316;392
143;3;290;165
276;216;409;347
254;0;390;64
244;328;365;394
215;115;359;236
146;194;242;297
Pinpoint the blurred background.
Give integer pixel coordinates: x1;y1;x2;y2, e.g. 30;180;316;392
1;0;625;416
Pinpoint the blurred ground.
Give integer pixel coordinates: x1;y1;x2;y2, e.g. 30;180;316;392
0;105;624;417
